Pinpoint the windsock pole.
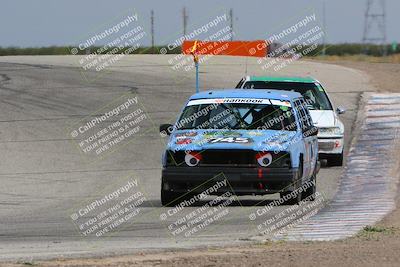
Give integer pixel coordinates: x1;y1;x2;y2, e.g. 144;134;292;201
195;61;199;93
190;40;199;93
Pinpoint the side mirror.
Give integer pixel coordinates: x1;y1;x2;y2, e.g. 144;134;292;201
305;126;319;136
159;124;174;137
311;126;319;136
336;106;346;115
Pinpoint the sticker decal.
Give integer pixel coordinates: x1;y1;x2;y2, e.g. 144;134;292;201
176;138;192;145
270;99;291;107
203;131;242;138
208;137;252;143
187;98;272;106
248;131;263;136
175;132;197;138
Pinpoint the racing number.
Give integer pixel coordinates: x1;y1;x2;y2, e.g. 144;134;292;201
208;137;250;143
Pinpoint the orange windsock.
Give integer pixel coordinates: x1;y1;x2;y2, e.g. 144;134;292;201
182;40;267;57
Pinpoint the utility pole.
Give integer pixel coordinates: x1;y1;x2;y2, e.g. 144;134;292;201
151;10;154;48
229;8;234;41
362;0;387;55
322;1;326;56
183;7;188;38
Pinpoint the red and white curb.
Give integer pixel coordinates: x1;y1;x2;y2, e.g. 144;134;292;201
276;93;400;241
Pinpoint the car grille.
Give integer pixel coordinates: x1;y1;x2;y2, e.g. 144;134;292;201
201;150;256;166
166;149;291;168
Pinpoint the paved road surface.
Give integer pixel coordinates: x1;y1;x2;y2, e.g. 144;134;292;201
0;55;372;260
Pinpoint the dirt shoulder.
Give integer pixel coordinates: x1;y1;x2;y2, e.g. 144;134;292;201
4;60;400;267
319;60;400;93
5;230;400;267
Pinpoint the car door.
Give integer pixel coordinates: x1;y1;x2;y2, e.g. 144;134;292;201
294;98;315;180
299;98;317;179
293;99;307;181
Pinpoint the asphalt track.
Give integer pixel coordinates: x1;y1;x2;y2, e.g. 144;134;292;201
0;55;373;260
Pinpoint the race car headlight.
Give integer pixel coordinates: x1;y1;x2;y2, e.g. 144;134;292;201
256;152;273;167
185;152;202;166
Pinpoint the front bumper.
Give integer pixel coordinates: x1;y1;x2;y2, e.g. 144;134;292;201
162;166;299;195
318;136;344;155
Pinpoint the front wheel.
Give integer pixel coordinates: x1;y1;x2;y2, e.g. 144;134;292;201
161;189;176;206
161;187;194;207
328;151;343;166
302;174;316;201
161;189;188;207
280;159;303;205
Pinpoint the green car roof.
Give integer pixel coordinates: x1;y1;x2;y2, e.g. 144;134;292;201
249;76;317;83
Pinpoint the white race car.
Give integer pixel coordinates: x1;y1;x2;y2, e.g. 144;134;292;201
236;76;345;166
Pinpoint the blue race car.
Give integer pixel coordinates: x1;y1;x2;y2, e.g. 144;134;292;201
159;89;319;206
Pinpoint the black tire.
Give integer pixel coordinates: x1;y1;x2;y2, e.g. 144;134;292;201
161;189;179;206
280;159;303;205
302;174;316;201
328;151;343;166
161;188;193;207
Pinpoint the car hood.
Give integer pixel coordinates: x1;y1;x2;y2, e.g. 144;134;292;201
167;129;298;152
310;110;337;127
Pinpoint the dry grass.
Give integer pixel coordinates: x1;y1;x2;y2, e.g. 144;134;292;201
310;54;400;63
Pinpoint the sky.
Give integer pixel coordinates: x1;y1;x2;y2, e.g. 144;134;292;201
0;0;399;47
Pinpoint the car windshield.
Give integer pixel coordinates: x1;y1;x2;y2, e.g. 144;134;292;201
242;81;333;110
176;99;297;131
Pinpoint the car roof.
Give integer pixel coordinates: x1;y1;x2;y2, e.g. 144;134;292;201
189;89;302;101
248;75;317;83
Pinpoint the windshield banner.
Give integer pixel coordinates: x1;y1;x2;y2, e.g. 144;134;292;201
187;98;291;107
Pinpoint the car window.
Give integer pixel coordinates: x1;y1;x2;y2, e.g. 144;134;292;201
242;81;333;110
294;99;313;131
176;100;297;131
300;98;314;127
294;100;305;131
